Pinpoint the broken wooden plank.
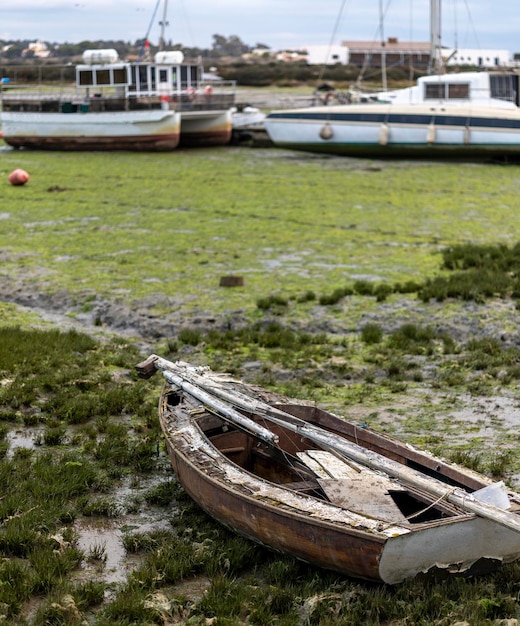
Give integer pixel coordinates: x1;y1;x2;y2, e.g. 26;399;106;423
297;450;360;479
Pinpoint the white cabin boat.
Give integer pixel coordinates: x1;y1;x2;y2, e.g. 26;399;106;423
0;48;235;151
264;71;520;160
264;1;520;161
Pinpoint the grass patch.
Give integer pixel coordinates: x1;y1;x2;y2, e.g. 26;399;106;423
1;316;520;623
0;325;165;622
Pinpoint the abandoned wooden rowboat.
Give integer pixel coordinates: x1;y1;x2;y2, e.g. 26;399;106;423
136;355;520;584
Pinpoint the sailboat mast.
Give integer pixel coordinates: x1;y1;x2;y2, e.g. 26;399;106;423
379;0;387;91
159;0;169;51
429;0;442;73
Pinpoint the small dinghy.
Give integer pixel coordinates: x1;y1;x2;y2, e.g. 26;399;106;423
137;355;520;584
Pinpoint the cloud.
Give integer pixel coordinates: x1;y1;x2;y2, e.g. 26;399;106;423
0;0;517;52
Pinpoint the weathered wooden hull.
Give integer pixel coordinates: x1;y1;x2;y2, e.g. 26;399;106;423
0;110;181;151
165;438;386;581
167;431;520;583
179;109;232;147
264;103;520;160
142;358;520;584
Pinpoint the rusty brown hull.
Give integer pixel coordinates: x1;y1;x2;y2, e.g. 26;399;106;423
178;110;232;147
145;357;520;584
0;109;181;152
178;129;232;148
4;134;181;152
164;432;385;581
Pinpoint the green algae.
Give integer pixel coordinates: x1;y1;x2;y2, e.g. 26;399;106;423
2;147;520;316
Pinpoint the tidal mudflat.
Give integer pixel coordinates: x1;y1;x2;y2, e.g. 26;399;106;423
2;144;520;623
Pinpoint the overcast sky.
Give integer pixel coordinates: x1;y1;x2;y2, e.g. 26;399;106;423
1;1;518;53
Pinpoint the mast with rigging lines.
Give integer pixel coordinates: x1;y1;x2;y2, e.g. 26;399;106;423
429;0;442;73
158;0;170;52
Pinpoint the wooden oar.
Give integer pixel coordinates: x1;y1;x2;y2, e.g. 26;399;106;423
137;355;520;535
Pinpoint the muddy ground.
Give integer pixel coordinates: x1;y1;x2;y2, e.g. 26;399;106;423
3;271;520;348
4;274;520;452
5;275;520;615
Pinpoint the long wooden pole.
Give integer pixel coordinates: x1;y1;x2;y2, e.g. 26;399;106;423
138;355;520;535
160;368;279;446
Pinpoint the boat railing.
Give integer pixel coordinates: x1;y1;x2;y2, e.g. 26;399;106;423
234;92;318;111
1;84;77;99
172;91;236;112
0;85;236;114
0;86;82;112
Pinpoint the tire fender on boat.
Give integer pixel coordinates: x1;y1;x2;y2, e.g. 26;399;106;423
185;86;197;101
321;92;335;105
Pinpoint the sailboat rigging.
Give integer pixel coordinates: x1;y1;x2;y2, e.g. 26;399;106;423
264;0;520;161
379;0;388;92
429;0;442;73
158;0;170;51
138;0;162;61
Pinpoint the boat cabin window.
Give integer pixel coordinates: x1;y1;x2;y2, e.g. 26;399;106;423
96;70;110;85
178;65;201;89
424;83;444;99
77;66;130;88
490;74;519;104
180;66;189;88
448;83;470;99
139;65;149;90
78;70;93;87
424;82;469;100
113;68;127;84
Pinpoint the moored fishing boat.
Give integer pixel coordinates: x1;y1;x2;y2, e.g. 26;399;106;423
0;46;234;151
0;108;181;152
137;355;520;584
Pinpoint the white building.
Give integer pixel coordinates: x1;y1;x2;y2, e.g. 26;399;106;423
23;40;51;59
443;48;510;68
242;47;273;60
304;45;349;65
275;49;308;63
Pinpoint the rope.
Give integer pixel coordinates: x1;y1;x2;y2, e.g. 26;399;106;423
405;487;458;522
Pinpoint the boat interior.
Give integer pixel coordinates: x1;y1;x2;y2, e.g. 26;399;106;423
164;389;503;525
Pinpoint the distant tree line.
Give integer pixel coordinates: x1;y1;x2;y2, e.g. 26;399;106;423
0;35;425;88
0;34;265;63
218;63;418;87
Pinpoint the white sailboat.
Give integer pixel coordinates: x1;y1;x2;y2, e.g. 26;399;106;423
264;0;520;161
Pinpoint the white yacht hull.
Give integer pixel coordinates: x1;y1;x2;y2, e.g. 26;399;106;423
265;103;520;159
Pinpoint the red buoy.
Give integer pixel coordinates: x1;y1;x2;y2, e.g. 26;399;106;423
8;169;30;186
